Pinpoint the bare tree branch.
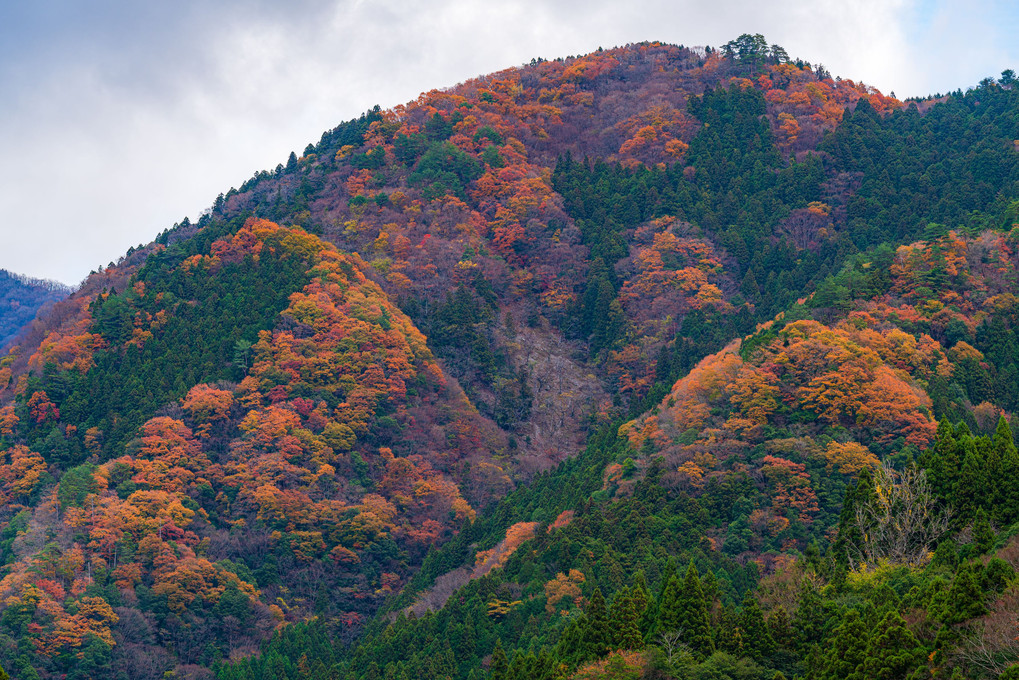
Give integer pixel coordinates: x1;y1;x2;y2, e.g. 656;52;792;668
848;463;951;569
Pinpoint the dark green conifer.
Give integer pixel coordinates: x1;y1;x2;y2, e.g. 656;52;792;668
766;606;794;651
941;562;987;626
972;507;995;555
67;635;111;680
923;419;960;503
630;570;650;621
793;579;827;649
658;558;678;594
738;594;773;661
994;416;1019;523
656;574;684;635
715;604;743;655
931;527;959;564
853;611;925;680
741;268;761;299
679;562;715;659
871;583;901;616
610;587;643;650
635;573;658;640
935;417;956;443
701;569;720;619
489;639;509;680
832;466;875;570
534;649;555;680
583;587;613;658
980;557;1015;594
506;650;530;680
802;539;825;576
554;616;587;666
995;415;1018;459
820;609;869;680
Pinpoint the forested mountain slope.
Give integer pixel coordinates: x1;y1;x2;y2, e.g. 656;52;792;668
1;37;1019;679
0;216;515;678
207;39;1019;419
222;230;1019;680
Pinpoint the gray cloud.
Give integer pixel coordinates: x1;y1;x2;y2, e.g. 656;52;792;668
1;0;1015;284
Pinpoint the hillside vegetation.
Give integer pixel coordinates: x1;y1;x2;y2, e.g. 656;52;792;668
0;37;1018;679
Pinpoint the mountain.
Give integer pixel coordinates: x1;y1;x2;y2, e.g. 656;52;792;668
0;270;70;349
1;37;1019;679
228;230;1019;680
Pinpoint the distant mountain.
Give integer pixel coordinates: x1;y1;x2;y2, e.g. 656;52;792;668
1;36;1019;680
0;269;70;348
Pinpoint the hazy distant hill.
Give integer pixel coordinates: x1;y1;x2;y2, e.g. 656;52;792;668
0;269;70;347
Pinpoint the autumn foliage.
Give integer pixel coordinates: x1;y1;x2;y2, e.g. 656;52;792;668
0;218;504;670
0;36;1016;679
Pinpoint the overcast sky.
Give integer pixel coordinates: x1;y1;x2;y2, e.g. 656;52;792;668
2;0;1018;285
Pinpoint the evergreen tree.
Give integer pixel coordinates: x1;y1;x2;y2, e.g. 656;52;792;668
534;649;555;680
583;587;613;659
630;570;651;624
853;611;925;680
741;268;761;300
67;634;111;680
793;579;828;650
832;466;875;570
506;651;528;680
656;574;684;635
610;587;644;650
922;419;960;504
995;415;1018;459
820;609;870;680
941;562;987;626
456;620;478;662
678;562;714;659
766;606;794;651
980;556;1016;594
871;583;901;617
715;604;744;656
555;617;587;667
954;439;991;519
489;639;509;680
801;539;825;576
994;416;1019;522
972;507;995;555
738;594;774;662
701;569;720;621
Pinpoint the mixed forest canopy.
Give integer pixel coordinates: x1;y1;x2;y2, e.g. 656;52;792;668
0;35;1018;679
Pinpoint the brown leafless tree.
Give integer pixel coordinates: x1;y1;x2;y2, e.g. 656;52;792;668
954;586;1019;676
848;463;951;569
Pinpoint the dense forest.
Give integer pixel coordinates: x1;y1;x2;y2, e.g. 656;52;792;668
0;36;1018;679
